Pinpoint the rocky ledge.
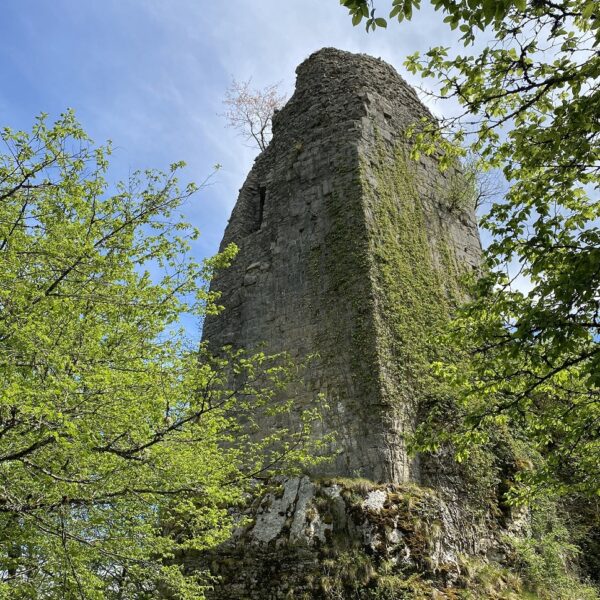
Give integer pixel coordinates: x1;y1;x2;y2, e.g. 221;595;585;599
191;477;532;599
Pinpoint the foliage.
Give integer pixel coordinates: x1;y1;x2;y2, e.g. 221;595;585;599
221;78;286;151
0;112;323;598
508;498;599;599
339;0;600;499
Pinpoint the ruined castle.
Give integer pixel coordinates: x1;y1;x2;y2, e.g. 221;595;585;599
203;47;481;483
193;48;595;600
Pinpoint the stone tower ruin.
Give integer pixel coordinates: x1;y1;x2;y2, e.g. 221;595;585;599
203;48;481;484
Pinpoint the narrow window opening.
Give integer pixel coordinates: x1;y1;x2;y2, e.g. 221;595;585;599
257;186;266;230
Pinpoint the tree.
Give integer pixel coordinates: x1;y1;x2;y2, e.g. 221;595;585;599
339;0;599;499
0;112;323;599
221;78;286;151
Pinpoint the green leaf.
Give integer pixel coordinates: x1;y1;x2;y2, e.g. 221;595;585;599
482;0;497;20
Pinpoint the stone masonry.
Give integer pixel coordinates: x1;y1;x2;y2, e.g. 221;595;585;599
202;48;482;484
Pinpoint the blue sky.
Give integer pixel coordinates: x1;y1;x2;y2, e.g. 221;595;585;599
1;1;468;254
2;1;481;336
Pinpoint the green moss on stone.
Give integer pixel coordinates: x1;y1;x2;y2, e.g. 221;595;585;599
360;139;463;416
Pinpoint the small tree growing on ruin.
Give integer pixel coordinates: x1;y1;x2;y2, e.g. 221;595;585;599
221;78;286;151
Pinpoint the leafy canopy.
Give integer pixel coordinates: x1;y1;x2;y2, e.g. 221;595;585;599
340;0;599;499
0;112;322;599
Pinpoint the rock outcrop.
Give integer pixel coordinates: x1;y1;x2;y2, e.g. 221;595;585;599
189;476;532;599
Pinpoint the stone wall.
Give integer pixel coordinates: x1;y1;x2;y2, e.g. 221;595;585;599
202;48;481;483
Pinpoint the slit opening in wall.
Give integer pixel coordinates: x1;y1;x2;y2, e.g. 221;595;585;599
257;186;266;230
